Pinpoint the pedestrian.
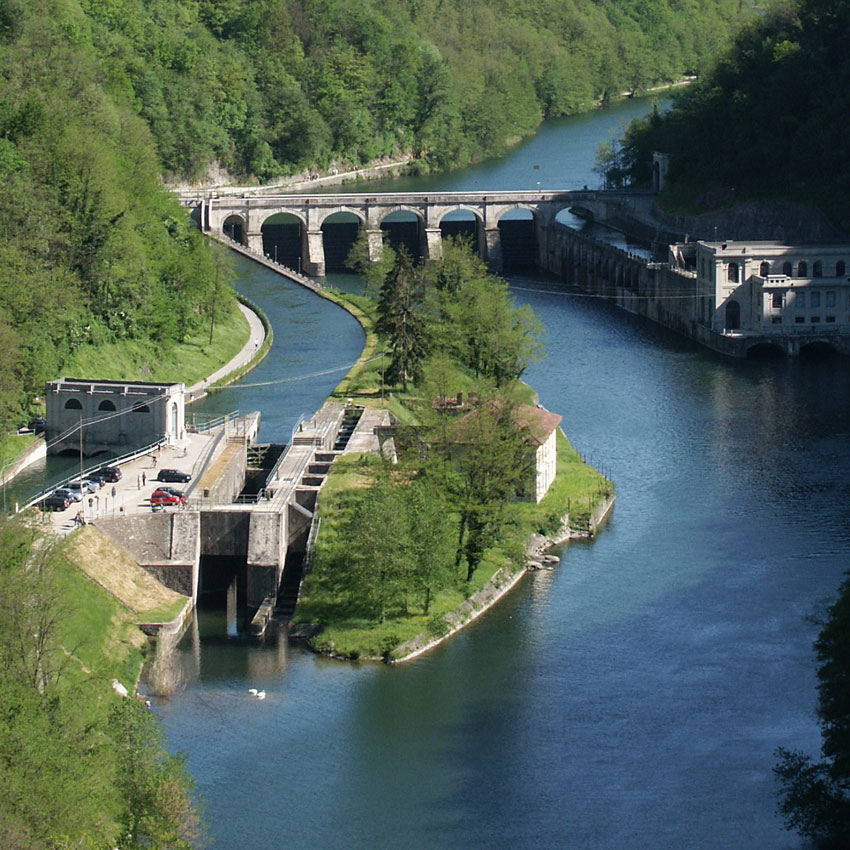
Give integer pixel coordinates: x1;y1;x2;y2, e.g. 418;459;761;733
111;486;116;499
254;338;259;350
137;474;141;490
142;471;146;487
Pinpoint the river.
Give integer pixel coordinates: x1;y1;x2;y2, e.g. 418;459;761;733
156;96;845;849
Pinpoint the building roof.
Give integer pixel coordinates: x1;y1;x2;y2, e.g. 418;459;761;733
513;405;562;445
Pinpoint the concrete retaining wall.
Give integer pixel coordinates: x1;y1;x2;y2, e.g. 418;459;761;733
0;438;47;488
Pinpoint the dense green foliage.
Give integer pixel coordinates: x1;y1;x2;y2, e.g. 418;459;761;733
64;0;754;181
601;0;850;223
0;519;201;849
774;573;850;846
0;0;239;430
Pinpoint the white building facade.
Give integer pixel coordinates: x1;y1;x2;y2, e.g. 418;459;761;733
45;378;186;456
694;241;850;337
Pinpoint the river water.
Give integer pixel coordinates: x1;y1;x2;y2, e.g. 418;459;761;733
156;96;846;849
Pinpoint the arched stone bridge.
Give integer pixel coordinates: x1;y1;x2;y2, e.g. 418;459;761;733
180;189;647;276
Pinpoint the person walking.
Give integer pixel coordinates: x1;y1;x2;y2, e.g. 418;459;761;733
137;474;141;490
141;471;146;487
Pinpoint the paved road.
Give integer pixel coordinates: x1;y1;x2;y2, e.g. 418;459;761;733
186;303;266;402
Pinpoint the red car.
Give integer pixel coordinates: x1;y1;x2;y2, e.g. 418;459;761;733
150;488;185;507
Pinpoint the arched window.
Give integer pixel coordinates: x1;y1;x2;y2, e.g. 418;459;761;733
64;398;82;410
727;262;740;283
797;261;808;277
760;262;770;277
98;400;116;411
133;404;150;413
813;261;823;278
725;300;741;331
837;260;846;277
782;261;793;276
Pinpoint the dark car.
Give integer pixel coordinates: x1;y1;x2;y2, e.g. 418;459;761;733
99;466;122;483
155;486;185;500
54;487;83;503
41;493;71;511
157;468;191;483
84;474;106;490
150;489;184;507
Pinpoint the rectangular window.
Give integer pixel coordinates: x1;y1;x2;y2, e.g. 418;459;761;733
796;291;806;309
811;291;821;308
772;292;783;309
772;317;782;324
826;290;836;308
812;316;821;323
826;316;836;323
795;316;805;324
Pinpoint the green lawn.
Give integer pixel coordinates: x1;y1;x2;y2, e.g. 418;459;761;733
0;432;38;469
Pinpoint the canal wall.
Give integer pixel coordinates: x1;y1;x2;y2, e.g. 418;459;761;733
0;437;46;488
544;222;745;356
98;511;201;600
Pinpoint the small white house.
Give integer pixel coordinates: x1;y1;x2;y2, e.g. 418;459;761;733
514;405;562;503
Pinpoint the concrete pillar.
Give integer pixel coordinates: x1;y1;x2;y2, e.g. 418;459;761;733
367;228;384;263
304;230;326;276
246;231;263;253
485;228;503;272
425;228;443;261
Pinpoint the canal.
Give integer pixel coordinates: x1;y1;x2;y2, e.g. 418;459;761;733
156;95;845;849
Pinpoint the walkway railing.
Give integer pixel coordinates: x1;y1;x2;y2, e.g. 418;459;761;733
216;234;322;291
19;439;165;514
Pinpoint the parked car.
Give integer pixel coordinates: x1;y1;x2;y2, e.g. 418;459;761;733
67;480;95;497
84;474;106;490
54;487;83;503
150;489;184;507
157;468;191;483
41;493;72;511
155;486;185;500
98;466;122;483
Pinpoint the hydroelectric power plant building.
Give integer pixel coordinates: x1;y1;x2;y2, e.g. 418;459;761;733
45;377;186;456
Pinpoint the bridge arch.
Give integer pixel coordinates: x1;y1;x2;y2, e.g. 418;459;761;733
321;211;363;272
261;212;305;271
222;214;247;245
745;341;784;360
379;208;425;261
799;340;837;360
496;206;540;272
438;208;484;259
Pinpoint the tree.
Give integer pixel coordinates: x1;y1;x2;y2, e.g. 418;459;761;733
375;247;427;391
443;397;534;582
775;572;850;846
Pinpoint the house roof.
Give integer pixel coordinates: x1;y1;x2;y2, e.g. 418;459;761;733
513;405;562;445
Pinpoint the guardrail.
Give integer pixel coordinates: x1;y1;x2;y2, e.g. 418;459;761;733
20;439;166;514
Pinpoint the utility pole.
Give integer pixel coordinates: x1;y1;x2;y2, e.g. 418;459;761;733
79;414;83;485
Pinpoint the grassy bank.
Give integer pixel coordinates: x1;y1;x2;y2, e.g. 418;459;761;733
57;526;189;696
295;286;613;661
62;299;249;387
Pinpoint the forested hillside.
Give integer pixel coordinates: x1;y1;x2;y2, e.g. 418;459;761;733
0;0;757;429
76;0;758;181
603;0;850;226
